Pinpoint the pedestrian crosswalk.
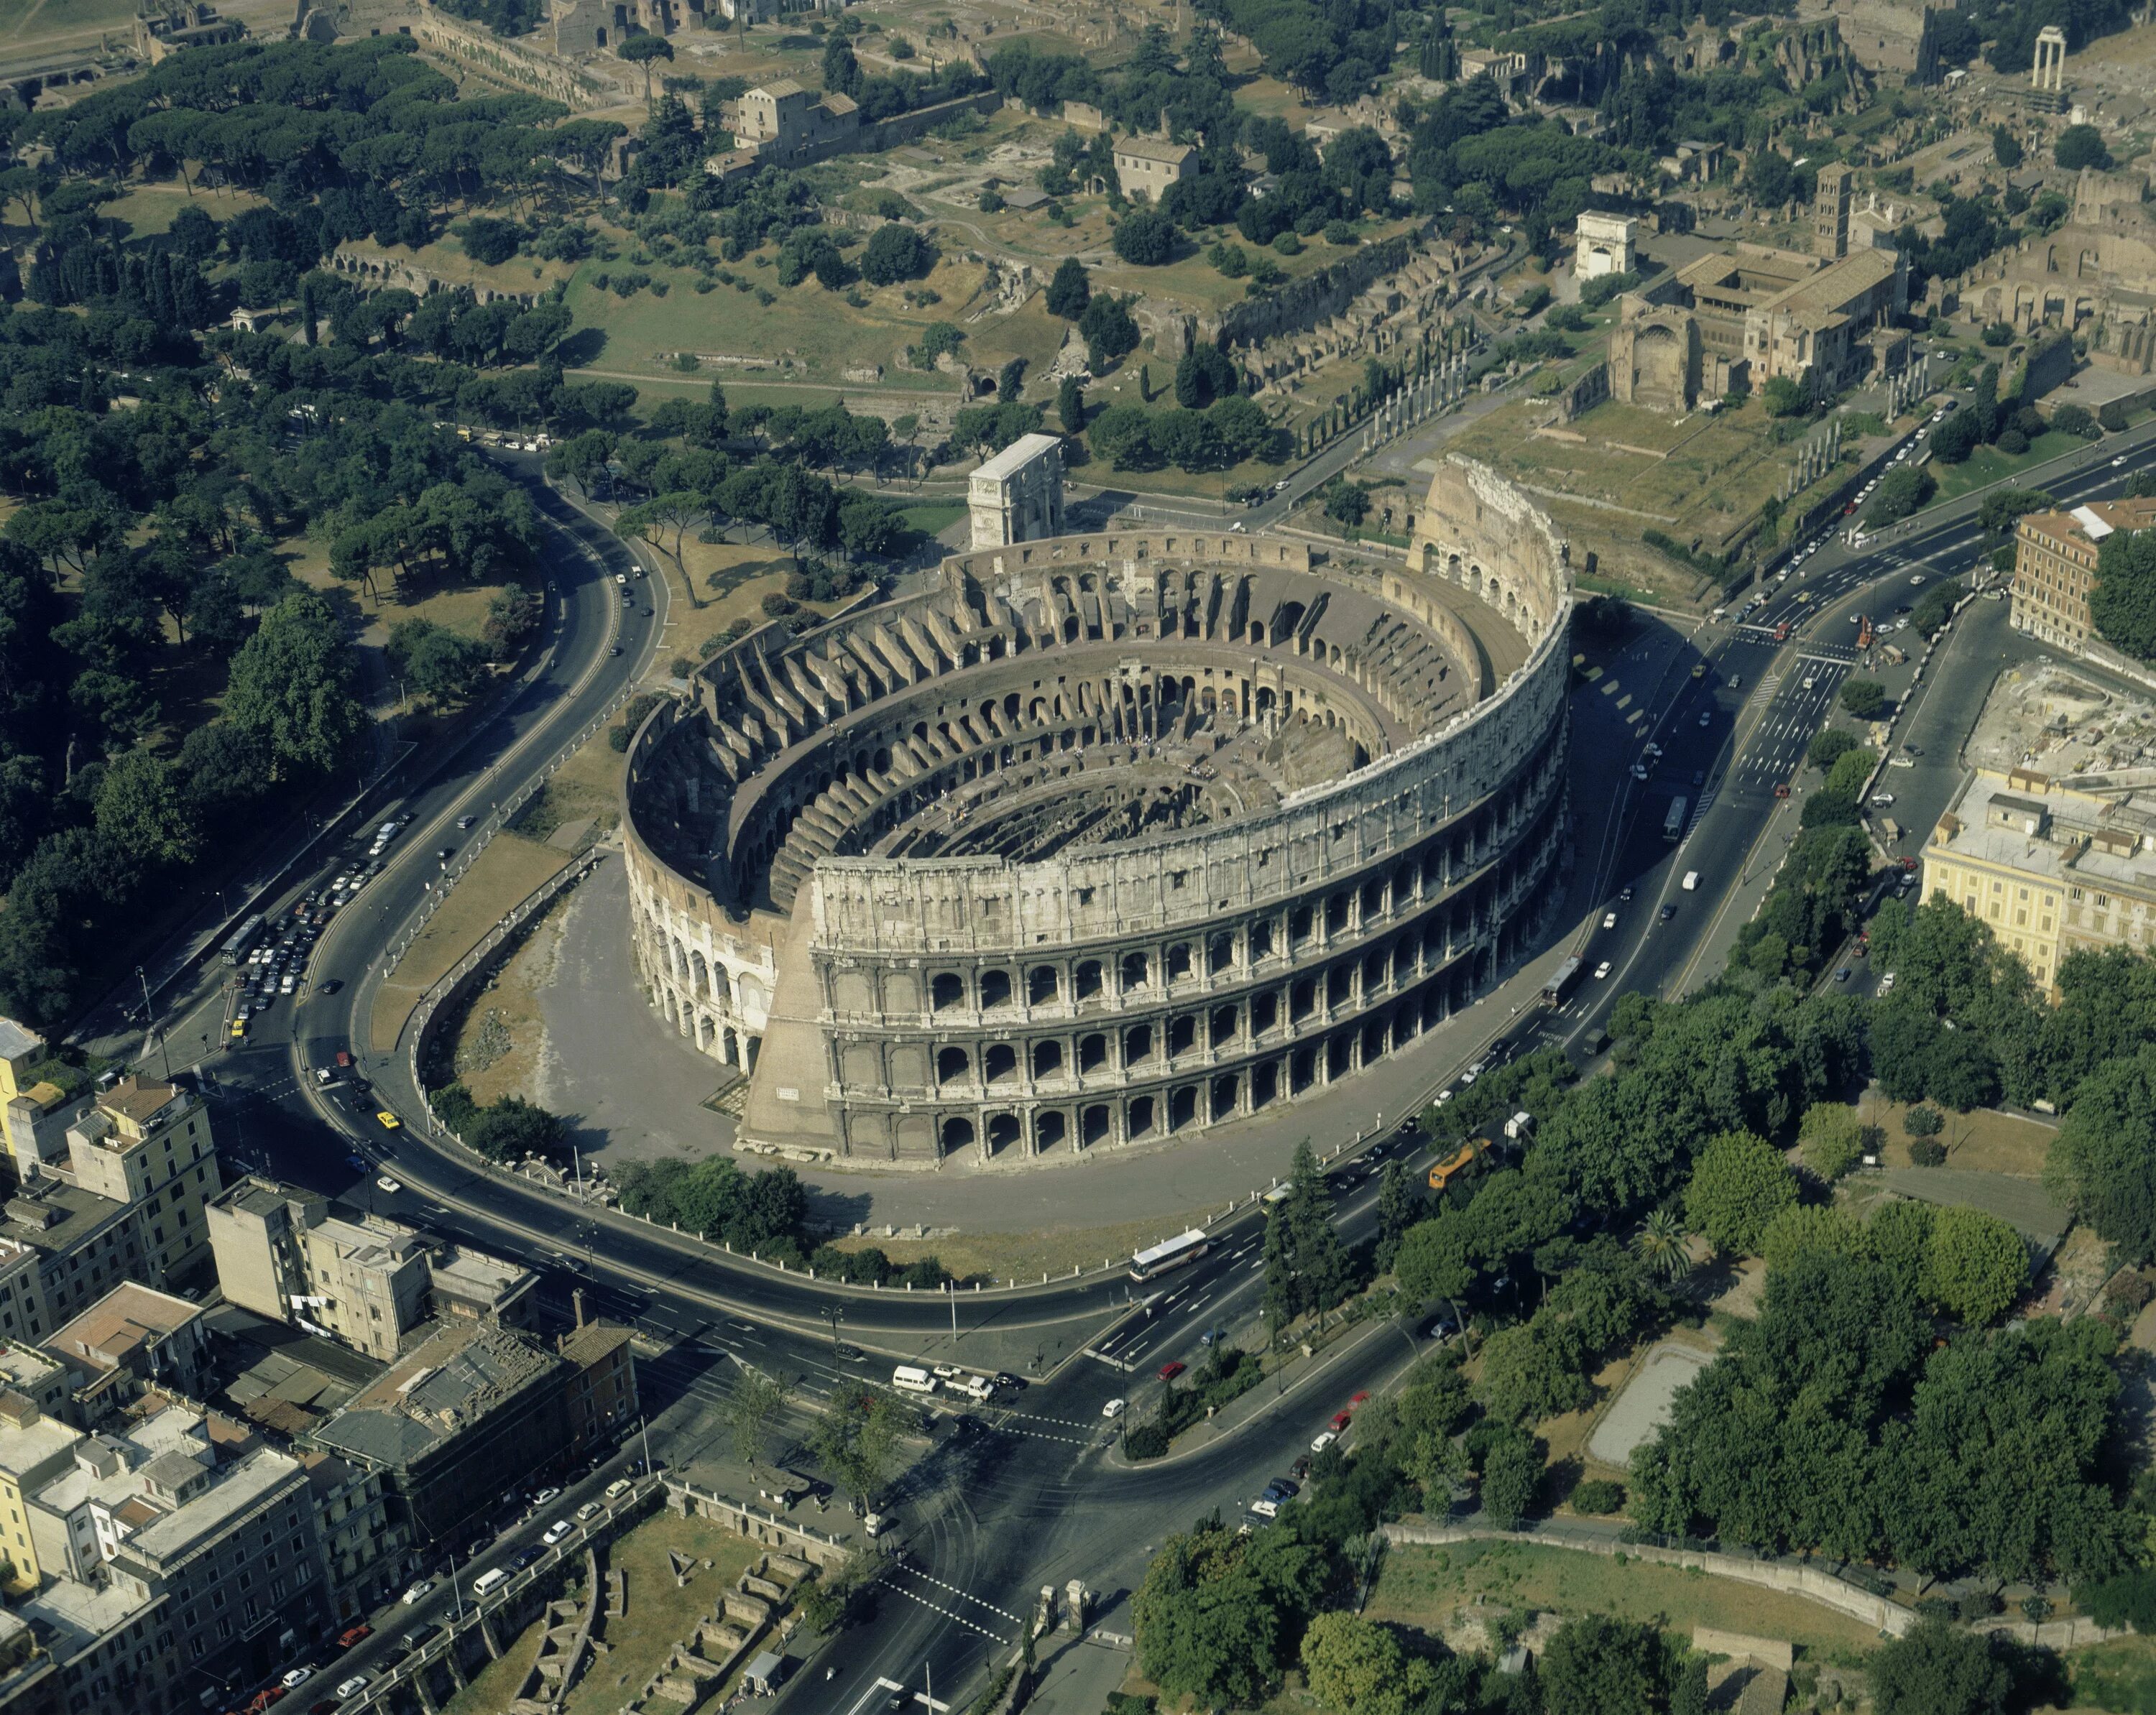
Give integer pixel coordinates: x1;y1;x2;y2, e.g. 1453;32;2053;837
1746;673;1784;711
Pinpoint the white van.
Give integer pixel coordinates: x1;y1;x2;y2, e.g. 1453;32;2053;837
472;1568;507;1599
1682;871;1700;891
949;1375;995;1403
892;1365;938;1396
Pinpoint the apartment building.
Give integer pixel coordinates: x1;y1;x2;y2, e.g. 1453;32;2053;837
0;1183;149;1342
0;1389;326;1702
208;1178;534;1361
1924;767;2156;997
313;1317;635;1543
60;1080;221;1284
559;1316;638;1457
2010;496;2156;653
40;1283;210;1425
303;1450;405;1621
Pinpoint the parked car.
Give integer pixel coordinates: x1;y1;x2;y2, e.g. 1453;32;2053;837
400;1579;435;1606
1310;1430;1338;1453
541;1520;573;1546
1102;1398;1128;1420
1158;1361;1186;1381
334;1676;372;1700
281;1668;314;1690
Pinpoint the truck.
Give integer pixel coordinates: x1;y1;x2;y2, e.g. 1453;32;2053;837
1856;615;1874;649
948;1374;995;1404
1663;795;1688;842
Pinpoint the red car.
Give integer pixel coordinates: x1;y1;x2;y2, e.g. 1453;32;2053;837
1774;783;1792;799
1350;1391;1370;1405
1329;1410;1353;1432
244;1691;288;1714
1158;1361;1186;1381
336;1625;372;1650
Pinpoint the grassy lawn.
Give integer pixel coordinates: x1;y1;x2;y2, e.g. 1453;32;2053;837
104;182;267;240
1368;1542;1884;1663
2070;1635;2156;1712
369;833;571;1053
0;0;137;39
1856;1091;2056;1174
898;499;967;538
1925;430;2086;504
441;1512;768;1715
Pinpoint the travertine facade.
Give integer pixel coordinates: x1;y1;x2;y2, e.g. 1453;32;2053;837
623;460;1572;1164
969;433;1066;549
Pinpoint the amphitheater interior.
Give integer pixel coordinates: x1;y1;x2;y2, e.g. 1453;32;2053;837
621;457;1575;1165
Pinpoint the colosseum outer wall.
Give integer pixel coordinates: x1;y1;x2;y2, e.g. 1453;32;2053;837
622;458;1574;1166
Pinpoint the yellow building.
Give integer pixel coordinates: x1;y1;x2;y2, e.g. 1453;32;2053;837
1922;767;2156;997
0;1392;83;1590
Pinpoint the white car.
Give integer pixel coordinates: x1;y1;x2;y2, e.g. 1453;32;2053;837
604;1479;633;1500
1802;676;1817;690
1594;961;1612;979
336;1677;372;1699
1434;1088;1454;1104
402;1578;435;1605
1879;972;1897;993
1602;911;1618;930
1887;756;1915;769
2115;456;2129;467
1102;1398;1128;1420
531;1487;561;1507
377;1175;403;1194
1311;1430;1338;1453
1870;793;1896;807
281;1668;313;1690
1909;575;1926;586
541;1520;573;1545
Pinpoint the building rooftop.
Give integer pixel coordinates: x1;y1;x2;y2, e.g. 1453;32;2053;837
2022;495;2156;550
1112;135;1197;165
757;78;805;98
121;1446;301;1566
314;1321;561;1472
1934;772;2156;897
92;1078;185;1135
0;1019;42;1063
15;1571;152;1660
0;1341;61;1394
428;1245;534;1310
45;1283;201;1377
0;1398;83;1479
975;433;1064;482
558;1321;634;1369
1755;245;1900;329
213;1178;295;1221
1;1179;132;1254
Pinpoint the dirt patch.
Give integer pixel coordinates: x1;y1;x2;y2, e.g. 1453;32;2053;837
1586;1341;1713;1469
369;834;570;1053
451;886;573;1106
510;722;624;849
825;1206;1221;1284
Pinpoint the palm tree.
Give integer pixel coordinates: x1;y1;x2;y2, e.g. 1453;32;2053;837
1632;1208;1695;1281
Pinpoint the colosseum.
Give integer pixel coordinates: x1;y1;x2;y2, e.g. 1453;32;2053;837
619;457;1573;1165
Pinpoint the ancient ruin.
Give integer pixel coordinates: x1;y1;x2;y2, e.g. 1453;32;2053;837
622;461;1573;1165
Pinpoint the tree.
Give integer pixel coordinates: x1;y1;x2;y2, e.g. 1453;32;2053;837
224;591;367;780
2047;1045;2156;1262
1134;1523;1324;1706
724;1367;788;1472
1865;467;1935;528
468;1095;567;1162
1683;1130;1797;1255
1807;727;1859;772
1631;1207;1694;1280
1374;1160;1424;1272
619;34;676;110
2055;124;2111;172
1921;1204;2028;1325
860;222;936;285
1112;208;1178;266
1991;125;2024;168
997;357;1027;404
1540;1616;1672;1715
1869;1619;2011;1715
1079;293;1140;367
1057;374;1085;433
1478;1424;1542;1528
1762;375;1806;417
1264;1140;1351;1333
1798;1102;1867;1180
811;1390;905;1502
94;749;198;869
2091;524;2156;662
1299;1614;1433;1715
1478;1321;1590;1425
1840;678;1887;719
1045;256;1090;319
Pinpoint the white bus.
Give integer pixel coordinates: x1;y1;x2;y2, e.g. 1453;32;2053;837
1129;1229;1211;1282
892;1365;939;1395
